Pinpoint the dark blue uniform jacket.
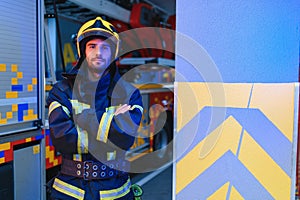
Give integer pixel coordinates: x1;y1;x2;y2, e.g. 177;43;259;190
46;65;143;199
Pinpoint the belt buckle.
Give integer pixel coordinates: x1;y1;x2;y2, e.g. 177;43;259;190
83;161;93;180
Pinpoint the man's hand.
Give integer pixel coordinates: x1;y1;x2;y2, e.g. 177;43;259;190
114;104;131;116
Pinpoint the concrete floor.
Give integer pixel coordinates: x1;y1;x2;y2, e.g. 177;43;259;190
131;164;173;200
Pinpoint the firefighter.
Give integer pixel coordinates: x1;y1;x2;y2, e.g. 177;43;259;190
47;16;143;199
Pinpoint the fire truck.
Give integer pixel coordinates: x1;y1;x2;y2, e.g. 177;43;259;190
0;0;175;199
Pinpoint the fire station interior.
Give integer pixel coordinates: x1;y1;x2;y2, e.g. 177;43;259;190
0;1;299;200
0;0;176;199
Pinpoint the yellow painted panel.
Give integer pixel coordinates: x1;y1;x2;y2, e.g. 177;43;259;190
6;91;18;98
0;64;6;71
27;109;34;115
11;78;18;85
176;82;205;131
0;119;7;124
230;186;244;200
12;104;18;112
23;114;37;121
27;84;33;91
11;64;18;72
53;159;58;166
17;72;23;78
177;82;226;131
47;147;54;162
222;84;252;108
176;116;242;193
207;182;229;200
33;145;40;154
0;157;5;164
46;146;50;158
45;84;53;91
177;83;252;131
250;83;294;141
25;138;32;142
0;142;11;151
23;110;37;121
239;130;291;199
32;78;37;85
6;112;13;119
49;152;54;163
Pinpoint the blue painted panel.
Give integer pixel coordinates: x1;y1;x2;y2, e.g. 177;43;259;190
11;85;23;92
176;1;300;82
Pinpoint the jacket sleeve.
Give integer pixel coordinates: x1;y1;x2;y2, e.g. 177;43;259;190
95;89;143;150
47;82;81;154
66;82;143;151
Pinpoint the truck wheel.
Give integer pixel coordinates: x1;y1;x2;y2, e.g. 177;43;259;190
154;126;169;159
153;111;173;164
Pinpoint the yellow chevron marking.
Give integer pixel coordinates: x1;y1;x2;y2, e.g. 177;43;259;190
249;83;295;141
207;182;230;200
177;83;252;131
229;185;244;200
176;116;242;194
207;182;244;200
239;130;291;199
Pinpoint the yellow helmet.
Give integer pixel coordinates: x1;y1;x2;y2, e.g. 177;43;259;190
76;16;120;59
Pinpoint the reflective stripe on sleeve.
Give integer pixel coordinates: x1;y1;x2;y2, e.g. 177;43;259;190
53;178;85;200
70;100;90;153
76;126;88;154
96;112;114;143
70;99;90;114
130;105;143;114
106;106;119;113
49;101;70;117
99;178;131;200
96;104;143;143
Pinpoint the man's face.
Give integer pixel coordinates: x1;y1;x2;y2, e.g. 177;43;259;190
85;38;112;75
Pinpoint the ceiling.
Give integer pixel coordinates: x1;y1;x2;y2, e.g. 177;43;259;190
143;0;176;16
45;0;176;23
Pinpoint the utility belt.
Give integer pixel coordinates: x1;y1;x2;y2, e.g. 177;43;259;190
61;159;130;180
